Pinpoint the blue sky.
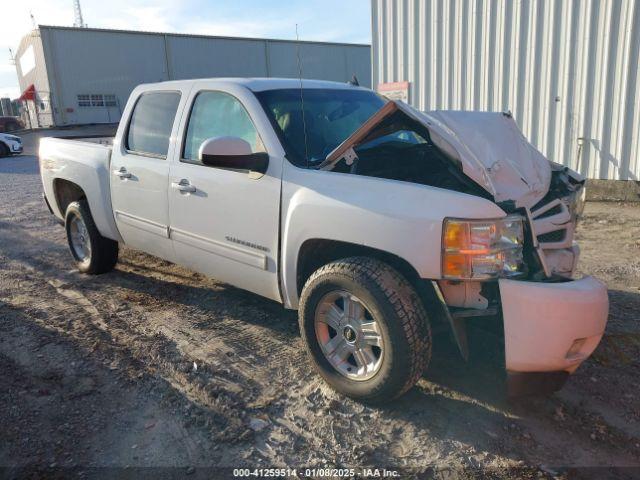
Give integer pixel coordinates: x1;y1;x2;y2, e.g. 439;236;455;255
1;0;371;99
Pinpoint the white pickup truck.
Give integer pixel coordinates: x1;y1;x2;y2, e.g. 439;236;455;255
40;78;608;402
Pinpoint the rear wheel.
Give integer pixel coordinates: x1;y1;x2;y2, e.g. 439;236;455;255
65;200;119;274
299;257;431;403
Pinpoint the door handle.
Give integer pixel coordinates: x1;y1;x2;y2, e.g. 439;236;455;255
113;167;131;179
171;179;196;193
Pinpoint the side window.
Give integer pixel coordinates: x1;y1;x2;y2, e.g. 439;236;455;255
126;91;181;158
183;91;264;162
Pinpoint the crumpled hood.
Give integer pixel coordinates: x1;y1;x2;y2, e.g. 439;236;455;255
323;100;552;209
420;109;551;208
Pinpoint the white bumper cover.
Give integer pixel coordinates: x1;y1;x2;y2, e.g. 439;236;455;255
499;276;608;373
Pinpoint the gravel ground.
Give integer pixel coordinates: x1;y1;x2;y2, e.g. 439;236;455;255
0;131;639;479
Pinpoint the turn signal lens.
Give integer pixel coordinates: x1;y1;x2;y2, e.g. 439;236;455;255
443;253;467;277
442;216;525;279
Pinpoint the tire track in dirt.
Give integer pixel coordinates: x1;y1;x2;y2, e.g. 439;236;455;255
0;247;332;465
2;233;640;471
2;154;640;474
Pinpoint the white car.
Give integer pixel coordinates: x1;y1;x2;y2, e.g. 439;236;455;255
38;78;608;402
0;132;23;156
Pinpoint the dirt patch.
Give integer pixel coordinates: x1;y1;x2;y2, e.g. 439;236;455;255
0;153;639;477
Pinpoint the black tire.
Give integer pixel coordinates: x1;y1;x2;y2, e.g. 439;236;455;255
299;257;432;403
0;143;9;157
65;199;119;274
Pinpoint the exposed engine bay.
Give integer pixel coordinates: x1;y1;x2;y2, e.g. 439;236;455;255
322;100;587;283
325;103;491;200
332;138;489;197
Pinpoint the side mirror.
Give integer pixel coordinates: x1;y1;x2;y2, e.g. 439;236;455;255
198;136;269;174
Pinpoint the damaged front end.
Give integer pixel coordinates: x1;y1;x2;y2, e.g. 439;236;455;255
321;100;588;281
323;100;607;395
526;164;587;279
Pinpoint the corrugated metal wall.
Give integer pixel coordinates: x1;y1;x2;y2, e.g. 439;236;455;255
17;26;371;127
372;0;640;181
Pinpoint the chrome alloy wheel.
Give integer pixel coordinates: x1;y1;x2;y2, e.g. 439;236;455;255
314;290;384;381
69;215;91;262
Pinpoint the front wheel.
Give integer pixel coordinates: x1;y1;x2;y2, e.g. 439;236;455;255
65;200;119;274
299;257;432;403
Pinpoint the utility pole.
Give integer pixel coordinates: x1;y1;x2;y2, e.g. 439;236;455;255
73;0;87;28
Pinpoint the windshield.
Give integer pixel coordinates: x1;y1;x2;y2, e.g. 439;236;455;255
255;88;386;167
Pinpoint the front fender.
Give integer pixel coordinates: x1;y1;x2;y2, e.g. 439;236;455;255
280;163;506;308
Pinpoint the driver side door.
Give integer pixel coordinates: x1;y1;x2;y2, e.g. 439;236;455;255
167;88;282;301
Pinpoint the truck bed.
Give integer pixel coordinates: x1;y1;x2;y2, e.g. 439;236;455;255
39;136;122;243
54;135;114;147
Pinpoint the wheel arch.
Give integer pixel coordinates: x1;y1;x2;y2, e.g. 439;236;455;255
295;238;439;314
53;178;87;217
297;254;433;402
48;173;123;243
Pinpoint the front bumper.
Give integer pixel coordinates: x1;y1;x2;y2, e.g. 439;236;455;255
499;276;608;374
9;142;22;153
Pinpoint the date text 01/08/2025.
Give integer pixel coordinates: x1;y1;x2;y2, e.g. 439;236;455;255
232;468;400;477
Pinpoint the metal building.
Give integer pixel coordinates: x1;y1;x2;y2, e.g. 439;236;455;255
14;25;371;127
372;0;640;181
0;98;15;117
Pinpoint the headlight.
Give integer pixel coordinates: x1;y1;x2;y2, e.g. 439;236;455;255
442;215;525;279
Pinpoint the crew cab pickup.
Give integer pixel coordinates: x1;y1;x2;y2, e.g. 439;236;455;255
39;78;608;402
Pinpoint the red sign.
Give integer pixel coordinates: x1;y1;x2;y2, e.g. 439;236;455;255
19;84;36;101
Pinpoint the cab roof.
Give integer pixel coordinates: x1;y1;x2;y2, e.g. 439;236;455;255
150;77;365;92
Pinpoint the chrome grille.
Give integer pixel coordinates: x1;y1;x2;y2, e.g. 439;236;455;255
528;196;578;277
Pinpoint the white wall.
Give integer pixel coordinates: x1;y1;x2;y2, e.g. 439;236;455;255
14;30;55;127
23;26;371;128
372;0;640;181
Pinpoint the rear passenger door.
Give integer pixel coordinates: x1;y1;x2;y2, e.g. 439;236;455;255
110;87;188;262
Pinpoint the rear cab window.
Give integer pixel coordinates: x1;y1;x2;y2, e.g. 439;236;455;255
126;91;181;158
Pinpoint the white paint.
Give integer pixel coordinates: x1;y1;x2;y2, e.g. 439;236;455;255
0;133;23;154
167;80;283;302
19;45;35;75
500;276;608;373
108;82;192;263
324;100;553;208
39;77;609;381
39;137;122;242
199;136;252;158
280;161;505;309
